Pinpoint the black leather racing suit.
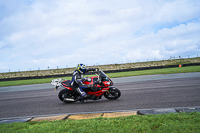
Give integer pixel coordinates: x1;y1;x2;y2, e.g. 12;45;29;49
70;69;95;97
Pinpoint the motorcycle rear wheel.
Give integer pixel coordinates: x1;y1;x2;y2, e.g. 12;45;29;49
58;89;75;103
104;87;121;100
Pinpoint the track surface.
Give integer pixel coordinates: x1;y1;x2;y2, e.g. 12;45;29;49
0;73;200;118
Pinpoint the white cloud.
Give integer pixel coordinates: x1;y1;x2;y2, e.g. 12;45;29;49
82;23;127;43
123;20;200;60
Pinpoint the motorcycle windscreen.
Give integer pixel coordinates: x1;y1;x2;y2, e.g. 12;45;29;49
99;70;108;79
99;70;113;85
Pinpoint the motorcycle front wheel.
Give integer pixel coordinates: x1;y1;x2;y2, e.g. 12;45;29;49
104;87;121;100
58;89;76;103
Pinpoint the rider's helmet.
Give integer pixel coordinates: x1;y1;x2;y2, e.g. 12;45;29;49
77;64;86;74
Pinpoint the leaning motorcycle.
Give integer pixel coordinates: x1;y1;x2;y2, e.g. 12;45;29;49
51;68;121;103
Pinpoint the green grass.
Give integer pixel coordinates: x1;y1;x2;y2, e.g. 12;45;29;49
107;65;200;78
0;77;71;87
0;112;200;133
0;66;200;87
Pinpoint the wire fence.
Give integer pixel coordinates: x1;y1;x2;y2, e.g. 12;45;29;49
3;54;200;73
100;54;199;66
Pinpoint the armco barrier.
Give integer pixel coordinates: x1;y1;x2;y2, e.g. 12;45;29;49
0;106;200;124
0;63;200;81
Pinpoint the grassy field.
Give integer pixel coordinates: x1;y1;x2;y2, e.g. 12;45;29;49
0;65;200;87
0;112;200;132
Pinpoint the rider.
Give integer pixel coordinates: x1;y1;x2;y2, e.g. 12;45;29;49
71;64;95;99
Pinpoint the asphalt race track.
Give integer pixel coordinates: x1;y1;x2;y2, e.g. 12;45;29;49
0;72;200;119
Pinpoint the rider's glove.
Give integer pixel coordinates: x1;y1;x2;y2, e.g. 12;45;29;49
87;68;96;72
92;68;96;71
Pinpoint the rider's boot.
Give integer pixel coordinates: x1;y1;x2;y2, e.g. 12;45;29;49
81;93;90;99
79;94;90;103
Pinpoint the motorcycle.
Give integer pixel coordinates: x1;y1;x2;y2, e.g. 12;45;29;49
51;68;121;103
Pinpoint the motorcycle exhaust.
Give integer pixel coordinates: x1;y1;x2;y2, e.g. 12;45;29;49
63;98;75;102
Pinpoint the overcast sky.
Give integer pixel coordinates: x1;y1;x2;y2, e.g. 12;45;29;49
0;0;200;73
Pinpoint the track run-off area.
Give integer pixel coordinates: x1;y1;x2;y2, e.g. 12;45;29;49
0;72;200;119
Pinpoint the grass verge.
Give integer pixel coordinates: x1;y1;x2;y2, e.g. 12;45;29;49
0;66;200;87
0;112;200;132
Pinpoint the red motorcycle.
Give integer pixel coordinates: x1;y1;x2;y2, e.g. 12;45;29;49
51;69;121;103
